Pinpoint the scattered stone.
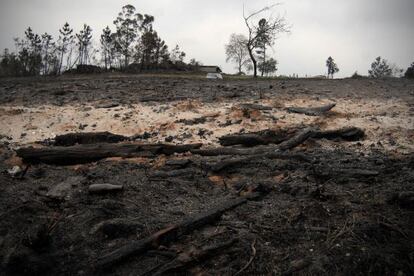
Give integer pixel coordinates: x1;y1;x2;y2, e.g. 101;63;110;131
7;166;22;178
89;184;123;194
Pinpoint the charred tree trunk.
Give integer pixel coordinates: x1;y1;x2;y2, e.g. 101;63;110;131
247;44;257;78
287;103;336;116
219;129;292;147
17;143;202;165
54;132;128;146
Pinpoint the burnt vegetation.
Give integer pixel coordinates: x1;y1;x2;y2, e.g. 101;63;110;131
1;75;414;275
0;2;414;276
0;4;202;77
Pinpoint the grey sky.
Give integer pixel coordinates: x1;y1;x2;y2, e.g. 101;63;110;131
0;0;413;77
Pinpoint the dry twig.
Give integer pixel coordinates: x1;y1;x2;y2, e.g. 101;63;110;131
234;238;257;276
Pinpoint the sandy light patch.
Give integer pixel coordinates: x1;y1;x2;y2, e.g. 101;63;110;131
0;95;413;153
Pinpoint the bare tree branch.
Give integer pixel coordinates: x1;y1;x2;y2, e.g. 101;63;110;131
242;3;290;77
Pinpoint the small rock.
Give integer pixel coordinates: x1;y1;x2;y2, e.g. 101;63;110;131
89;184;123;194
7;166;22;178
165;136;174;142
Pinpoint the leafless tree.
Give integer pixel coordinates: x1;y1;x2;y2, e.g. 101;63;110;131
243;4;290;77
225;33;251;74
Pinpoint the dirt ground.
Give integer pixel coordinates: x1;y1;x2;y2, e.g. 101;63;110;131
0;74;413;275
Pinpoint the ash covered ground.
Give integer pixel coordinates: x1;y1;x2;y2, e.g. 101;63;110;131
0;74;413;275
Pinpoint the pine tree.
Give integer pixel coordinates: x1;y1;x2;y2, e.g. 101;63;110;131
326;56;339;78
41;33;55;75
100;26;114;70
113;5;141;68
76;24;93;65
368;56;392;78
57;22;74;73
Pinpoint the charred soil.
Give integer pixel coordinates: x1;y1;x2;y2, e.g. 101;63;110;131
0;74;413;275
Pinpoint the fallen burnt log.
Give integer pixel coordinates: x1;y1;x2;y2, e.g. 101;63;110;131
195;127;364;171
217;127;364;147
16;143;202;165
96;193;262;269
277;127;315;151
193;128;315;156
219;129;292;147
287;103;336;116
54;131;128;146
314;127;365;141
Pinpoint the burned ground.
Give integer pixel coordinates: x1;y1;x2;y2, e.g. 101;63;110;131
0;75;413;275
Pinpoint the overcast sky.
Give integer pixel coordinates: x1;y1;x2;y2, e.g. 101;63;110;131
0;0;413;77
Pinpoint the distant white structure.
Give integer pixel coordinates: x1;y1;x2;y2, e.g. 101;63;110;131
200;66;223;80
206;73;223;79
